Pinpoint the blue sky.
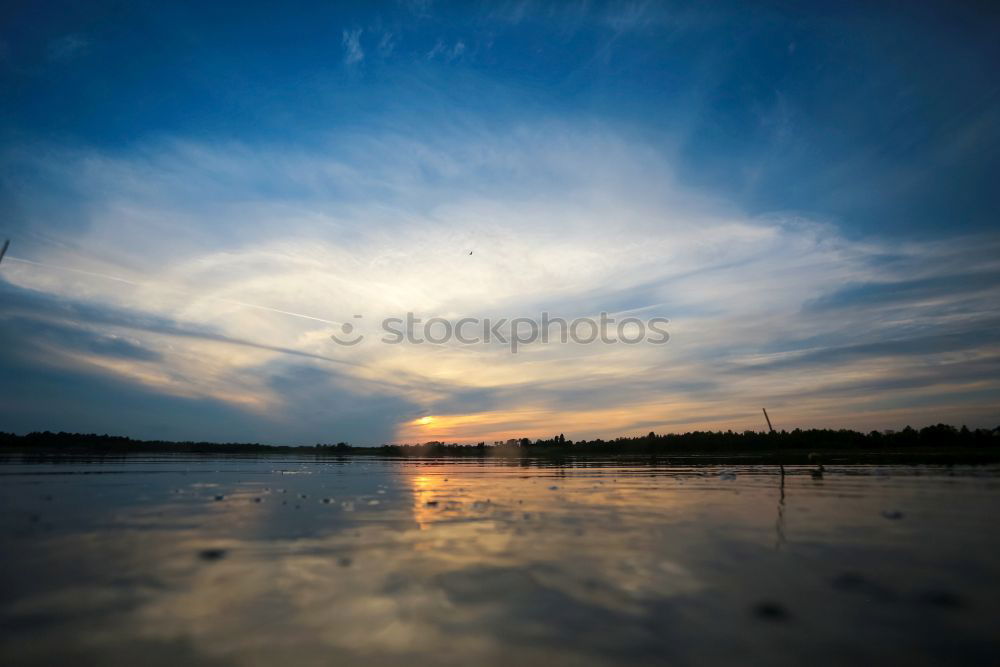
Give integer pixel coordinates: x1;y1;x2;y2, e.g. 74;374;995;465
1;1;998;443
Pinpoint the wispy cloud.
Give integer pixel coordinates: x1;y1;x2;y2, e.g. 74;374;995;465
378;31;396;57
342;28;364;65
427;38;465;61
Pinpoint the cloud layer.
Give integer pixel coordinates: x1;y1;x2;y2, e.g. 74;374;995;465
2;120;998;442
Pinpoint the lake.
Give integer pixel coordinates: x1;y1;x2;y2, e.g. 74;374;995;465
1;455;998;665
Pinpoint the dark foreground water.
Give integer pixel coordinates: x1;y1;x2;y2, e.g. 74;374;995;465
1;456;998;666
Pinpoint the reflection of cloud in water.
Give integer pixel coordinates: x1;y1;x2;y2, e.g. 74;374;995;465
1;460;999;665
117;466;707;664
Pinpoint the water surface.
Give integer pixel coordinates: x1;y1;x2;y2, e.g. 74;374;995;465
1;456;998;665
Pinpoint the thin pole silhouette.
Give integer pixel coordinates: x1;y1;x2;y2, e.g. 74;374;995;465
0;239;8;266
763;407;784;478
762;408;774;433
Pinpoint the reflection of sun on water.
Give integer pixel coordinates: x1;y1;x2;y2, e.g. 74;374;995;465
410;472;443;530
405;466;521;565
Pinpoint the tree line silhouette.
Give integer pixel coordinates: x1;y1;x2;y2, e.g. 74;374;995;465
1;424;998;462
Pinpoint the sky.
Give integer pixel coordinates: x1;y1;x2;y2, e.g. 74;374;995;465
1;0;998;444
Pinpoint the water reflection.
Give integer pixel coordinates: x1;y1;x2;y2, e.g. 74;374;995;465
775;472;786;550
1;457;999;665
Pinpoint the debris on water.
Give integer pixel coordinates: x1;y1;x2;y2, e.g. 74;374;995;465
322;498;332;504
368;499;380;506
719;471;737;481
338;557;353;568
753;601;790;620
881;509;904;520
548;485;559;490
214;495;225;501
426;500;439;507
252;497;262;503
198;548;227;561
